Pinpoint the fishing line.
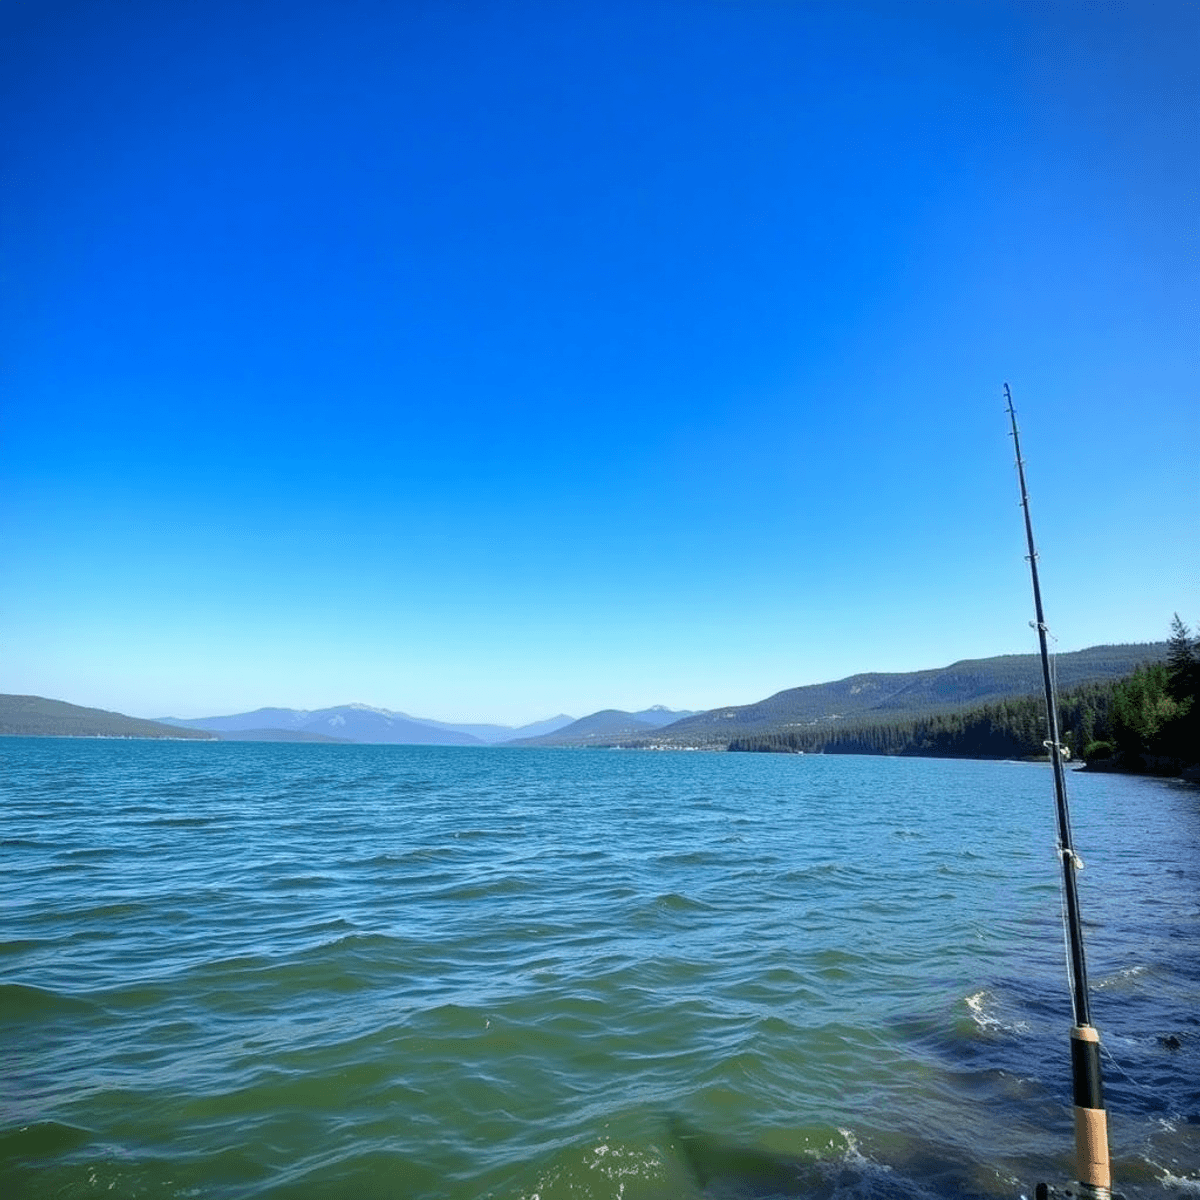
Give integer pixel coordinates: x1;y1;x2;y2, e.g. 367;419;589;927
1006;384;1112;1200
1098;1038;1146;1095
1048;634;1061;752
1058;869;1075;1002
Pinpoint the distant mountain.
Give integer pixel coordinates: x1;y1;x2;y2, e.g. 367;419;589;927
501;715;578;742
634;705;699;726
512;707;699;747
614;644;1168;749
0;695;215;740
416;715;577;744
161;707;581;745
159;707;312;733
7;644;1163;750
211;728;353;743
160;704;484;745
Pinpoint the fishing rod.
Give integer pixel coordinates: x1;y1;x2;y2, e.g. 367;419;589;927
1006;383;1111;1200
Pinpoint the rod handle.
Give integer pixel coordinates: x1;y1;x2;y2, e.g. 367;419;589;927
1071;1025;1111;1196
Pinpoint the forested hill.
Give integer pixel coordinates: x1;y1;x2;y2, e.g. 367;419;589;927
617;644;1166;748
0;695;215;739
728;620;1200;777
510;709;674;747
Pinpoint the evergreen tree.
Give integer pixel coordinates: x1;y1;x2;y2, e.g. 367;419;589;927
726;622;1196;774
1166;613;1199;701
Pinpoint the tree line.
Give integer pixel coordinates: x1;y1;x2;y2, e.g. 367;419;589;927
729;616;1199;776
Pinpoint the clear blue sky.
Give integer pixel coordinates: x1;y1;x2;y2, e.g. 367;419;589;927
2;0;1196;725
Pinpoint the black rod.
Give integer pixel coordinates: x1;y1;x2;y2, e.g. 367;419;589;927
1006;383;1110;1197
1006;384;1091;1024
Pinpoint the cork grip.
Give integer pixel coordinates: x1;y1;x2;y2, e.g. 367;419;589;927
1073;1105;1111;1191
1070;1025;1110;1193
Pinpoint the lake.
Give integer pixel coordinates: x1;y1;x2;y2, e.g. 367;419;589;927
1;739;1196;1198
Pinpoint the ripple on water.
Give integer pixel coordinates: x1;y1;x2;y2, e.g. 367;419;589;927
1;741;1196;1200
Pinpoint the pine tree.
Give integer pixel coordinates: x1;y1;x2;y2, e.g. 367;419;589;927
1166;613;1199;701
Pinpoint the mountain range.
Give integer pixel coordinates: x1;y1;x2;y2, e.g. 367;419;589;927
155;704;698;745
0;642;1165;747
155;704;580;745
507;706;700;746
0;695;216;740
576;642;1166;748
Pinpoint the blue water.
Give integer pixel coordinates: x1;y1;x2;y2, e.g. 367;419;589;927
2;739;1197;1198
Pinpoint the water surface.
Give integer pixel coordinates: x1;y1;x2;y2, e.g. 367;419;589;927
2;739;1196;1198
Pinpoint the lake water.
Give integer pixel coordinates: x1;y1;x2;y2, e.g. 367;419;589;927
2;739;1197;1199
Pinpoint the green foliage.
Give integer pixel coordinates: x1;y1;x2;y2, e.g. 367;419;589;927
1083;740;1115;763
1108;663;1176;764
728;679;1118;761
651;643;1167;747
1166;613;1199;700
728;618;1198;775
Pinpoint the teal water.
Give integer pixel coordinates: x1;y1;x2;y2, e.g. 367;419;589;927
1;739;1196;1199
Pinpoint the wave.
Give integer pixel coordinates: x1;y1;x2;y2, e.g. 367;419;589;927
963;989;1030;1037
510;1137;675;1200
426;875;537;902
144;816;224;828
0;982;98;1020
654;850;725;868
663;1117;952;1200
0;937;45;956
3;744;1194;1200
645;891;714;914
266;874;336;890
0;1119;93;1162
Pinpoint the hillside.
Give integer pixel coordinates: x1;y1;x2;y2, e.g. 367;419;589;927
554;644;1167;749
409;714;577;743
0;695;216;740
511;710;656;747
512;707;699;747
3;645;1166;749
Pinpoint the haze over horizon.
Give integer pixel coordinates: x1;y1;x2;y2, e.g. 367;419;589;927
3;1;1196;726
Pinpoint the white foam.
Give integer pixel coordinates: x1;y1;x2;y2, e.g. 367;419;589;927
966;990;1000;1029
582;1139;667;1198
836;1126;882;1169
966;989;1029;1034
1157;1169;1200;1193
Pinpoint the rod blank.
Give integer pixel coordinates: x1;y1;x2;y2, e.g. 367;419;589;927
1006;384;1111;1198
